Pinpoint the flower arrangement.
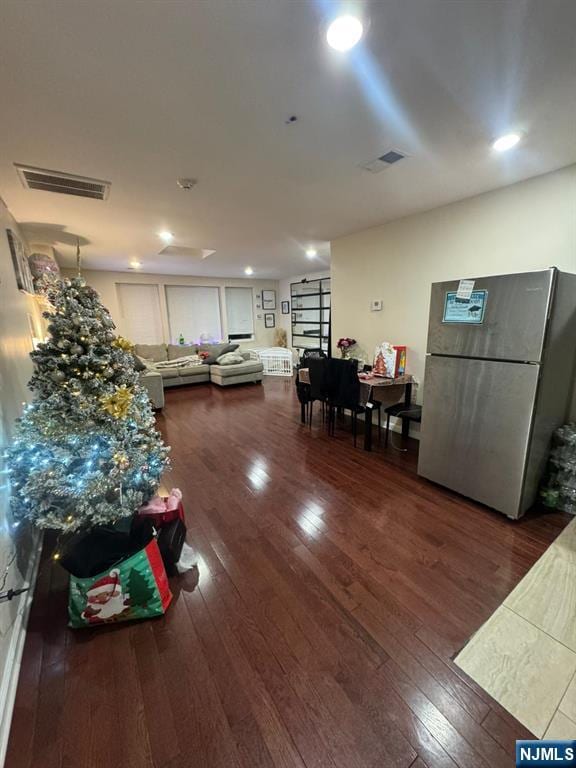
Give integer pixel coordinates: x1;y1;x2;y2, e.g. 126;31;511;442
336;337;357;358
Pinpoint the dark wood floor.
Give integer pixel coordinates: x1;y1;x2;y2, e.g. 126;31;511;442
6;377;570;768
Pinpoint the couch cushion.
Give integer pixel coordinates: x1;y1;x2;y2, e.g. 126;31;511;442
158;367;180;380
134;344;168;363
198;342;239;364
177;364;211;376
168;343;197;360
216;352;245;366
210;360;264;377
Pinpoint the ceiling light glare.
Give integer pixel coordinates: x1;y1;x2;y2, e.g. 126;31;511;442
130;260;141;269
305;248;318;259
158;230;174;243
244;266;254;275
492;133;521;152
326;15;363;52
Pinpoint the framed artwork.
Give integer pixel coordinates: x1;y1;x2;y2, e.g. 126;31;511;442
262;289;276;310
264;313;275;328
7;229;34;294
281;300;290;314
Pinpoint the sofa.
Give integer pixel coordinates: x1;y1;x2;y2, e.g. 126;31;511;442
134;343;264;403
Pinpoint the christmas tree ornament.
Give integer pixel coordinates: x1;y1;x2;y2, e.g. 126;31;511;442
112;336;134;352
70;344;84;356
51;370;66;383
100;385;134;419
113;451;130;470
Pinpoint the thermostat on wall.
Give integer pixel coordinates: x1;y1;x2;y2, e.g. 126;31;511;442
370;300;383;311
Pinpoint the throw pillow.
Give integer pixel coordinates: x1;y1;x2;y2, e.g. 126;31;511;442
199;343;239;365
132;354;147;372
215;352;245;366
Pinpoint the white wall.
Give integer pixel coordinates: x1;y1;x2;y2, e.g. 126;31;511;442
278;269;331;348
0;199;42;765
62;269;281;350
331;165;576;426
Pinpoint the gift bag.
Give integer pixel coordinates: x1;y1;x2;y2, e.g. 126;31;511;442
68;537;172;628
137;488;185;528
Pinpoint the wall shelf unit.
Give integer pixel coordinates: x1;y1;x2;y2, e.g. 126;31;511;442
290;277;331;356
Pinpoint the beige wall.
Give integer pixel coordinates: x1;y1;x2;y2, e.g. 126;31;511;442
0;199;42;760
331;164;576;423
62;269;280;350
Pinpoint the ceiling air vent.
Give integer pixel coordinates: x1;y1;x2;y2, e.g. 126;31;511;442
360;149;408;174
14;163;111;200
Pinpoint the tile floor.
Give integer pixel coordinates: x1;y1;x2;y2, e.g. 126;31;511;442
455;517;576;738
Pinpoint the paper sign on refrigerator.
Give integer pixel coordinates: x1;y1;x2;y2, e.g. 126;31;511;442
442;290;487;324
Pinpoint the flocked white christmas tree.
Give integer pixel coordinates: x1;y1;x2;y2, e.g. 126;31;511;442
7;276;169;532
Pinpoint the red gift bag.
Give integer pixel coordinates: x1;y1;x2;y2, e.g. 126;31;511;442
138;489;185;529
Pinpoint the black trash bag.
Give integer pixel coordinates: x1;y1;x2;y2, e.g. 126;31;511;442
59;515;155;578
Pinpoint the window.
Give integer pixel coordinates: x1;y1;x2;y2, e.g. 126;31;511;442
116;283;163;344
165;285;222;344
225;287;254;341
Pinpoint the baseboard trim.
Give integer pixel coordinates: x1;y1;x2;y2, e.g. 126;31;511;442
0;534;42;768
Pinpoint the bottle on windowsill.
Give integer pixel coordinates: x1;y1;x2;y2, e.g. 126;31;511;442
178;333;185;345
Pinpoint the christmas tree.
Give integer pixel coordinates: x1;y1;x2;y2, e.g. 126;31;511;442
7;277;169;532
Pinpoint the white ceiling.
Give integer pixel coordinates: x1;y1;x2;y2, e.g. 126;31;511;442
0;0;575;278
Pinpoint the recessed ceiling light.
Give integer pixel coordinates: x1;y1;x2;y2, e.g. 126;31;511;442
158;230;174;243
305;248;318;259
326;15;363;52
244;266;254;275
130;260;141;269
492;133;521;152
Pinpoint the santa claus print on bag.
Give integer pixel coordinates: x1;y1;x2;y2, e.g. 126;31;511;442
81;569;130;624
68;539;172;628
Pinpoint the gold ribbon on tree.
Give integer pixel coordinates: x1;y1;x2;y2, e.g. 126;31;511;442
112;336;135;352
100;385;134;419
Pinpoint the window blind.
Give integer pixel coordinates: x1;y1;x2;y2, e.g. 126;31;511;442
165;285;222;344
225;287;254;339
116;283;164;344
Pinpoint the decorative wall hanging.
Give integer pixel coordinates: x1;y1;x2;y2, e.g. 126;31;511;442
7;229;34;293
262;290;276;310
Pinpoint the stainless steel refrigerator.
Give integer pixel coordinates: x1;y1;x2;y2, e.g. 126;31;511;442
418;268;576;519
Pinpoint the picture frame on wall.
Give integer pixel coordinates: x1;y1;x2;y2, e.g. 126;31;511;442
264;313;275;328
7;229;34;294
262;289;276;310
281;300;290;314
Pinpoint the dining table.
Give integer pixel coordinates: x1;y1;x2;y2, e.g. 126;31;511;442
298;368;415;451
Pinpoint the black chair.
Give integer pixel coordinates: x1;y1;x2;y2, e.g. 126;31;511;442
384;403;422;445
325;358;382;446
307;357;328;427
300;348;326;363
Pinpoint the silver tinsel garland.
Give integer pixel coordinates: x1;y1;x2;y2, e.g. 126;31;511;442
7;277;170;532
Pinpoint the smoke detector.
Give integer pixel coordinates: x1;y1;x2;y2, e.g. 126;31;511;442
14;163;111;200
176;178;198;190
360;149;408;174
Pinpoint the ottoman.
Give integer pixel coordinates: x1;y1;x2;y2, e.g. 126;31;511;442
210;359;264;387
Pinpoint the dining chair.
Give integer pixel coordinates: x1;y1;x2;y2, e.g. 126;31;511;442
326;358;382;446
307;357;328;428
